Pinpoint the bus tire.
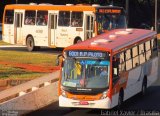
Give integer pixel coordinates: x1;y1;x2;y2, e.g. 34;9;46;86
26;36;35;52
117;89;124;109
74;37;82;44
141;77;147;96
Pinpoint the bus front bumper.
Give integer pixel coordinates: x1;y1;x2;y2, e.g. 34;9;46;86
59;95;112;109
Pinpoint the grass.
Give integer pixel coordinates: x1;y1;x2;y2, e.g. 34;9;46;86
0;48;58;79
0;40;11;45
0;50;57;66
0;64;45;79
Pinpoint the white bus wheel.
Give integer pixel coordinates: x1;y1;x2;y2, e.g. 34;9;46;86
74;38;82;44
26;36;35;52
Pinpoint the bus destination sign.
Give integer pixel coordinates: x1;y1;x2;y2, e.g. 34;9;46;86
67;51;106;58
98;9;121;14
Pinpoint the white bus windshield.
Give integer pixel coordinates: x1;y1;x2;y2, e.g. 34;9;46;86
62;58;110;90
97;13;126;34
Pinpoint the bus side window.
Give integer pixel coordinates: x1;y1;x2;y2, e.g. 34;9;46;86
71;12;83;27
24;10;36;25
119;52;125;72
125;49;132;70
58;11;70;26
145;40;151;60
132;46;139;67
112;55;120;85
139;43;145;64
4;10;14;24
36;10;48;26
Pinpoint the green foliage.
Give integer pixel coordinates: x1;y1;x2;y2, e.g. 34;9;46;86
0;50;56;66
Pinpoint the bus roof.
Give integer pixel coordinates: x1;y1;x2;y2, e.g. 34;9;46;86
64;29;156;54
4;4;123;12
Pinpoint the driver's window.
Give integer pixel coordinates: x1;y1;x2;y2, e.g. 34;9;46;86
112;54;120;86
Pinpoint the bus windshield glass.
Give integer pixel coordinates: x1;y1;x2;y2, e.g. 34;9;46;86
62;57;110;92
96;9;126;34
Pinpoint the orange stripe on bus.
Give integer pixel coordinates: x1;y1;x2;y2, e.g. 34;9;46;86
5;5;96;12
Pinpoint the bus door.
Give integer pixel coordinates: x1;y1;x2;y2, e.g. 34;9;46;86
48;13;57;46
15;12;23;44
85;14;94;40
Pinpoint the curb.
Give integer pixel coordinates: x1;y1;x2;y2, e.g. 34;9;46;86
0;79;31;91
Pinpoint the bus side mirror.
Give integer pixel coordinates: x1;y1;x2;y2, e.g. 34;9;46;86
56;54;64;66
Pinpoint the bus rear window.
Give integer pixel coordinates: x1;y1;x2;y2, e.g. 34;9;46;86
4;10;14;24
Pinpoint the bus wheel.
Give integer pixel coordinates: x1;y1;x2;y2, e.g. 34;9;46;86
26;36;35;52
74;38;82;44
117;90;123;109
141;77;147;96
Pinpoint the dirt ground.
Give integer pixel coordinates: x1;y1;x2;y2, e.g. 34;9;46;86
0;61;60;91
0;61;60;73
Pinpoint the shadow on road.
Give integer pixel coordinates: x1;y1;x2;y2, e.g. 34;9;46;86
26;85;160;116
0;46;63;54
26;101;75;116
87;85;160;116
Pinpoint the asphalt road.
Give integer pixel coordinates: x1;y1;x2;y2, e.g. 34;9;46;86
27;56;160;116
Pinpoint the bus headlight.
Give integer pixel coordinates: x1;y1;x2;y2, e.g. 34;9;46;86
101;91;108;99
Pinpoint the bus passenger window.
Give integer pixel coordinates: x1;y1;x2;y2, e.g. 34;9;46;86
36;11;48;26
71;12;83;27
58;11;70;26
113;55;120;75
24;10;36;25
145;40;151;60
112;55;120;86
125;49;132;70
139;43;145;64
132;46;139;67
4;10;14;24
119;52;125;72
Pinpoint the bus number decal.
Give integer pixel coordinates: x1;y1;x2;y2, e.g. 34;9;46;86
68;51;105;58
60;29;68;37
36;30;43;33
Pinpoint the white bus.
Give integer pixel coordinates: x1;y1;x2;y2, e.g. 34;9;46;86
2;3;126;51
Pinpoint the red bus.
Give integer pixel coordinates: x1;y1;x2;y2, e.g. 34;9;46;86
57;28;158;109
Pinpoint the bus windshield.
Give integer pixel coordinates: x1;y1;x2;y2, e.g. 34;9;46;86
97;13;126;34
62;58;110;92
